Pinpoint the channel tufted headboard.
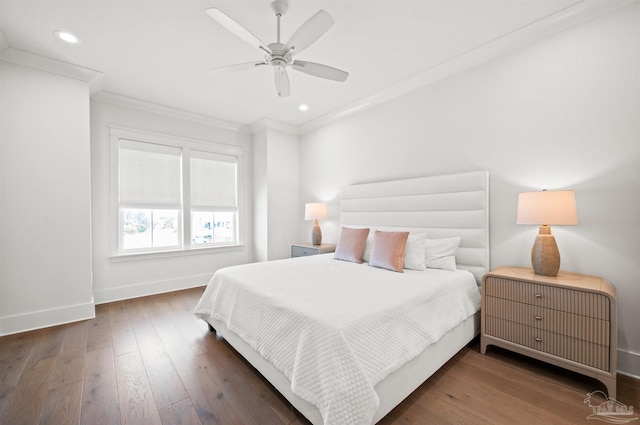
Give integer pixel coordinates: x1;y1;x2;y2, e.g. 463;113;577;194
340;170;490;284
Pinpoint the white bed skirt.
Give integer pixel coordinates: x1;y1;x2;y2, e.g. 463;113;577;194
207;311;480;424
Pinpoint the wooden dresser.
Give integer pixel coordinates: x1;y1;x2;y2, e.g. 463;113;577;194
481;267;617;397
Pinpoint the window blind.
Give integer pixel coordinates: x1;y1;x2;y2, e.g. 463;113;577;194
119;139;182;207
190;150;237;210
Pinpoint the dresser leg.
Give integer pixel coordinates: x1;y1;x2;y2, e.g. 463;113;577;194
480;337;488;355
600;376;617;400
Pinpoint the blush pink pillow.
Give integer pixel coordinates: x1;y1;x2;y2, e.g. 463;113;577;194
334;227;370;263
369;230;410;272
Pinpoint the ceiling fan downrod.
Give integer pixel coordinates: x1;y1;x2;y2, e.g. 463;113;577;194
271;0;289;44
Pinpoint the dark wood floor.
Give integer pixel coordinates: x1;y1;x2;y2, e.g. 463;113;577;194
0;287;638;425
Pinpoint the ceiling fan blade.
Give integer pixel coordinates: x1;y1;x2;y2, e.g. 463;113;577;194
274;68;290;97
284;10;333;55
210;62;266;76
206;8;271;53
291;60;348;82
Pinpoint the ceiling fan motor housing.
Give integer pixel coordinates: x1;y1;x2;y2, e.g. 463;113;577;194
267;43;293;66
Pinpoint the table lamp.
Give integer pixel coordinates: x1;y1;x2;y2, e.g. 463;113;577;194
305;203;327;245
516;190;578;277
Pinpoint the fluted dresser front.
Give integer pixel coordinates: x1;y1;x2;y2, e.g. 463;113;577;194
481;267;617;398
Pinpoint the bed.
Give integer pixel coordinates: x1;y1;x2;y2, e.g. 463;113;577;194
194;170;490;425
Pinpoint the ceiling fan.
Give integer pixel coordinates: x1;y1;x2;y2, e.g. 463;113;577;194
205;0;348;97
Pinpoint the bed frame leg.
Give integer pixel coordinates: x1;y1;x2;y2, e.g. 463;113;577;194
207;323;224;340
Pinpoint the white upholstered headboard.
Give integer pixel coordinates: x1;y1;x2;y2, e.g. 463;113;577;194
340;170;490;284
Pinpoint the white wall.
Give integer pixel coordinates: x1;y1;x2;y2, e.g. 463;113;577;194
253;129;269;262
299;4;640;375
90;99;254;303
0;61;94;334
252;125;301;261
266;128;301;260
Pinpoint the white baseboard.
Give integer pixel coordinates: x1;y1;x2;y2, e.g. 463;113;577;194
618;348;640;378
0;300;95;337
93;273;211;305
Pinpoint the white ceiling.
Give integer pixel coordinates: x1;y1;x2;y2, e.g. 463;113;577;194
0;0;628;129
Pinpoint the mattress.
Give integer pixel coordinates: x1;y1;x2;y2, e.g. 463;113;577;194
194;254;481;425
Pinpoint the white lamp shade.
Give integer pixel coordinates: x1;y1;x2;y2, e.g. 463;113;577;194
304;203;327;221
516;190;578;226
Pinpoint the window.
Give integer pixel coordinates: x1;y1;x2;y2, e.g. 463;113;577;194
111;127;242;256
190;151;237;246
118;140;182;251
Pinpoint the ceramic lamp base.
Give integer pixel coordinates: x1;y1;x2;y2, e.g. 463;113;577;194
312;220;322;246
531;225;560;277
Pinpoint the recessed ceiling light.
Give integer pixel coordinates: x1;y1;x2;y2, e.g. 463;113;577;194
54;30;80;44
299;104;309;111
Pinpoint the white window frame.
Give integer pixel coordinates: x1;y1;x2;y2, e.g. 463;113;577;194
110;126;245;260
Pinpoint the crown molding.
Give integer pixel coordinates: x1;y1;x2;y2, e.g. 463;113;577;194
298;0;636;134
251;118;300;135
0;47;102;84
92;91;252;134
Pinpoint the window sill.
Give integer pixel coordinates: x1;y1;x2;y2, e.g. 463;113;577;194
109;244;246;263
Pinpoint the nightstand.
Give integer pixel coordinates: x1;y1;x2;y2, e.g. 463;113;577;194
291;242;336;258
481;267;617;397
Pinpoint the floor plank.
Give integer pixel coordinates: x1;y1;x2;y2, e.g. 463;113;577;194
86;304;114;353
40;323;87;424
618;372;640;407
109;302;139;357
456;348;593;421
0;326;65;425
148;297;244;425
126;298;190;411
215;341;299;425
0;332;38;386
198;349;287;425
0;332;39;417
0;355;57;425
39;381;83;425
158;398;203;425
114;350;162;425
80;347;121;425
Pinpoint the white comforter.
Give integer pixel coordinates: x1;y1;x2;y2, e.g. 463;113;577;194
194;254;481;425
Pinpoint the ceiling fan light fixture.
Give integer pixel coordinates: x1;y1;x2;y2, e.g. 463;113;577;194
54;30;79;44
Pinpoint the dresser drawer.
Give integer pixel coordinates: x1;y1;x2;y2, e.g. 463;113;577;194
484;276;610;319
485;297;610;345
291;245;318;257
485;317;610;370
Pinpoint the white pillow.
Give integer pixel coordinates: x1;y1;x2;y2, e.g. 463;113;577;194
425;255;457;271
362;234;374;263
425;237;461;271
403;232;427;271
